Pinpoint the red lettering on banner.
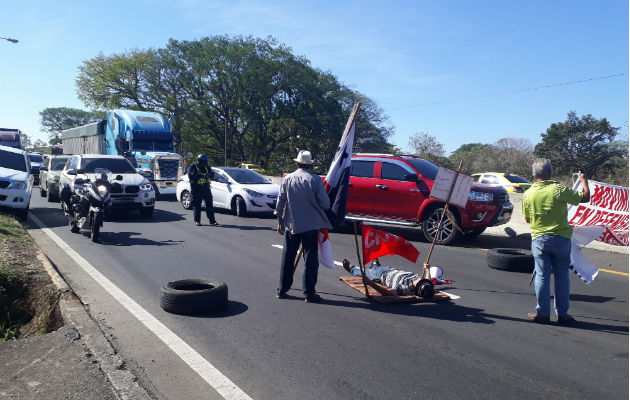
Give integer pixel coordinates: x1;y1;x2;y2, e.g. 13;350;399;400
618;188;629;212
590;184;606;208
569;205;590;225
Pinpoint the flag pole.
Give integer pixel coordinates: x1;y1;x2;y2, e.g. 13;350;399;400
353;221;370;297
423;160;463;279
293;102;361;273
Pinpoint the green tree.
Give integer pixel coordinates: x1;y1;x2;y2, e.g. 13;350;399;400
39;107;104;144
407;132;447;166
535;111;621;180
75;35;393;174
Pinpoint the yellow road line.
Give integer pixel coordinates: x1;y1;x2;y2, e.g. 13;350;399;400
599;268;629;277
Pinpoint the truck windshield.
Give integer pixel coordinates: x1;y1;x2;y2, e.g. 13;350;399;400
0;150;27;172
154;141;173;151
81;158;136;174
132;140;173;151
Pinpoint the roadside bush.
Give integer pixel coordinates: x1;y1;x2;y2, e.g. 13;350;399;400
0;263;26;341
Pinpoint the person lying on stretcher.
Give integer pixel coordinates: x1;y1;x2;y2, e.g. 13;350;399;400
342;259;449;298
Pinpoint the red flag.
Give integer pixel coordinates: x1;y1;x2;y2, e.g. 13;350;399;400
361;224;420;265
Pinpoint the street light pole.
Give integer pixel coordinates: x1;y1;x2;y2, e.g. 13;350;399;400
0;37;19;44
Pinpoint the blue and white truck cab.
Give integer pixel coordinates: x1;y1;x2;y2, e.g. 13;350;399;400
62;110;184;196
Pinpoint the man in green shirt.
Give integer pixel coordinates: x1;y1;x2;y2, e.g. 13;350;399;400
522;159;590;324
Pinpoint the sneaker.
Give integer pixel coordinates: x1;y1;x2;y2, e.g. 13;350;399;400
209;222;220;226
276;291;288;299
557;315;576;325
195;221;201;226
527;312;550;324
342;259;353;274
304;294;323;303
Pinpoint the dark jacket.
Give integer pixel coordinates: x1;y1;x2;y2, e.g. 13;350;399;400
188;163;215;190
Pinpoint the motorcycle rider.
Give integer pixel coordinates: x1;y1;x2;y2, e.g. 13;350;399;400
188;154;219;226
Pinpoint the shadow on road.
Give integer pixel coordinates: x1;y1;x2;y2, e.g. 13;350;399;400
107;208;186;223
185;301;248;318
97;232;185;246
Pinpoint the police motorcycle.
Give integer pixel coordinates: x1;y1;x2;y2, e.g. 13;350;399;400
61;168;120;243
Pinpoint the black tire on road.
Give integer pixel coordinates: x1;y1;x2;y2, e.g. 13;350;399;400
487;248;534;273
421;207;461;245
234;196;247;217
160;279;228;315
47;187;57;202
91;213;102;243
180;190;193;210
70;219;80;233
40;185;46;197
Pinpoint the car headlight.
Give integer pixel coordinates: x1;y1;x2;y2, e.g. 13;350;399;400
9;181;27;190
97;185;109;197
468;191;494;202
140;183;154;191
243;188;264;197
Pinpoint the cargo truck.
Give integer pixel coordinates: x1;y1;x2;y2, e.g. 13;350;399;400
0;128;22;149
61;110;183;195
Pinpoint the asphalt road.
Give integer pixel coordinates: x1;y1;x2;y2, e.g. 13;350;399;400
27;194;629;400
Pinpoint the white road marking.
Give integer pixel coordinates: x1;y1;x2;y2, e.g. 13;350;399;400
30;214;253;400
271;244;462;299
439;291;461;300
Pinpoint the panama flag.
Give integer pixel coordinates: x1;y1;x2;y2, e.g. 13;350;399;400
318;104;359;269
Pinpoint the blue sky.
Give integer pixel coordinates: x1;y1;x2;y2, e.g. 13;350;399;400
1;0;627;154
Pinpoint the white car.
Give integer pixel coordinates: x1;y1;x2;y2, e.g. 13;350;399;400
59;154;156;217
176;167;279;216
0;145;34;221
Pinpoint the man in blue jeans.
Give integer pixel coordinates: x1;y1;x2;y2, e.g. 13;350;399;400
522;159;590;324
275;150;331;303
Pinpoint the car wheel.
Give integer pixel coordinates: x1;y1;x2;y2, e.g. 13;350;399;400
46;187;57;202
234;196;247;217
40;185;46;197
69;219;80;233
140;206;154;217
91;213;102;242
421;207;461;245
487;248;534;273
160;279;228;314
180;190;193;210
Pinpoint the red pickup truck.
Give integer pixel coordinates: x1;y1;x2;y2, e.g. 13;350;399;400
336;154;513;244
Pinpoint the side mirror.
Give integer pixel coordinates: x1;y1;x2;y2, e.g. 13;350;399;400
115;175;124;181
67;169;77;176
74;178;85;185
404;173;419;182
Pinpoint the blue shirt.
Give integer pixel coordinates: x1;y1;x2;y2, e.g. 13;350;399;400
276;168;331;234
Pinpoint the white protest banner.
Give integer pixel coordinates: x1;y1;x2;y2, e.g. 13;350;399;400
567;179;629;246
430;167;474;208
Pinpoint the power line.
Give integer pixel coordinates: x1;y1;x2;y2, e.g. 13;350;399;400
390;73;628;111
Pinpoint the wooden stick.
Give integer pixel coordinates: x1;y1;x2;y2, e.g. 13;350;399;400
423;160;464;278
293;245;303;273
353;221;370;297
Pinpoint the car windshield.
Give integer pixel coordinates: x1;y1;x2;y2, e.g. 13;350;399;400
29;154;43;163
0;150;27;172
81;158;136;174
404;158;439;180
223;168;270;184
51;157;69;171
505;174;530;184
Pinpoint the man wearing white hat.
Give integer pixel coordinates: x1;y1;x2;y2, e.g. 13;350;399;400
276;150;331;303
